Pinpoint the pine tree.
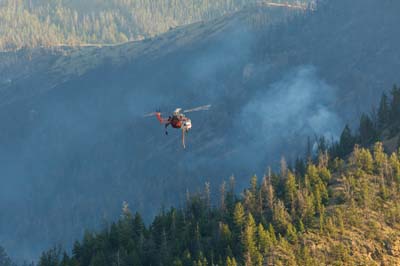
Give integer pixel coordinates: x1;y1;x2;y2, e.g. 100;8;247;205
204;182;211;210
359;113;377;146
296;188;315;227
295;157;306;177
377;92;390;130
306;136;312;161
60;252;70;266
390;85;400;127
256;223;270;257
242;214;260;266
284;171;297;215
220;181;227;212
38;246;62;266
0;246;14;266
373;142;387;176
285;223;298;244
226;176;236;213
267;224;277;245
89;251;107;266
272;200;291;235
233;202;245;258
219;222;232;256
233;202;245;232
390;153;400;184
244;176;257;216
361;148;374;174
275;237;296;266
339;124;355;157
298;245;316;266
133;212;145;248
226;257;238;266
261;175;275;221
280;157;288;178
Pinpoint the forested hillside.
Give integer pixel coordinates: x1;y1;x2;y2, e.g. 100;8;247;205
1;0;400;262
36;91;400;265
0;246;15;266
0;0;313;50
38;149;400;265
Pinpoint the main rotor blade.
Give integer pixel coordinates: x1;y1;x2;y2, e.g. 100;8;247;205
183;104;211;113
144;112;161;117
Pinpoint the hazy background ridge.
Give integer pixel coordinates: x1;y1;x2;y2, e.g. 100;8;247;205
0;0;399;262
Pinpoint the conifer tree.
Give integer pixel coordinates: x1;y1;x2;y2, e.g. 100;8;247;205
353;147;374;174
295;157;306;177
233;202;245;258
244;177;257;216
233;202;245;232
0;246;14;266
38;246;62;266
284;171;297;214
256;223;270;257
261;175;275;221
359;113;377;146
267;224;277;245
377;92;390;130
280;157;288;178
226;257;238;266
220;181;227;212
389;153;400;184
296;188;315;227
373;142;387;177
272;200;291;235
339;124;355;157
219;222;232;255
242;214;261;266
390;85;400;125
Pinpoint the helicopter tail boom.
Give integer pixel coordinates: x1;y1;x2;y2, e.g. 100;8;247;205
156;112;163;123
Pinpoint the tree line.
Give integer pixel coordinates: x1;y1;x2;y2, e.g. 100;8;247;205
328;85;400;159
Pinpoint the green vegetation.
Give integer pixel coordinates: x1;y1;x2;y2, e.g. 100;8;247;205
0;246;15;266
0;0;246;50
330;85;400;159
36;145;400;265
0;0;311;51
36;87;400;266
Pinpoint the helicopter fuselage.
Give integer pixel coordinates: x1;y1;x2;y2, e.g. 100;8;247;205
149;105;209;149
170;116;183;129
170;115;192;131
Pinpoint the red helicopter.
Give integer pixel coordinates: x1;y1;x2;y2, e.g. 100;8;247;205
144;105;211;148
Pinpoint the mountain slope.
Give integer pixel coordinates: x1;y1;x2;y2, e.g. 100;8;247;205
37;143;400;266
0;0;313;50
0;0;400;261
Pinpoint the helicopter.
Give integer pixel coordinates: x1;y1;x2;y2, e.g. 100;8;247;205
144;105;211;149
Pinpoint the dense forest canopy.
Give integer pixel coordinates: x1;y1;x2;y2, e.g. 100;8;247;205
0;0;314;50
1;0;399;263
34;89;400;266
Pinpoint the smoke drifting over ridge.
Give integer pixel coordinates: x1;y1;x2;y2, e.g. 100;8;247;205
2;0;400;261
1;19;344;263
220;66;342;172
